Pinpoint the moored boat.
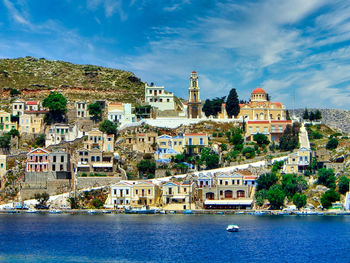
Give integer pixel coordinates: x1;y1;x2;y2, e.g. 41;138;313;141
125;206;156;214
183;209;193;214
48;209;62;214
25;208;38;214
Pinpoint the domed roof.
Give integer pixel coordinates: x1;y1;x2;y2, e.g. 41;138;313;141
252;87;266;94
192;70;197;74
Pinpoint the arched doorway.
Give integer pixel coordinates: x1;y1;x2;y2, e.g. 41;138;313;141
224;190;233;199
206;192;214;200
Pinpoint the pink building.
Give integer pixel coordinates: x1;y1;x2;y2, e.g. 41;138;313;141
26;148;50;173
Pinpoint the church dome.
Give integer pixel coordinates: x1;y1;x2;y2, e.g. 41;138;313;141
252;87;266;94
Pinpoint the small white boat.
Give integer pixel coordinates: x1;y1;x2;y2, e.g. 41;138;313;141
226;225;239;232
87;209;97;214
25;208;38;214
48;209;62;214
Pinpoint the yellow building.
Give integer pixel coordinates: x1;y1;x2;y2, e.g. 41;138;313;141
131;181;160;207
238;87;291;142
0;110;18;132
125;132;157;154
217;103;228;119
284;148;311;174
19;113;45;134
162;181;195;210
84;129;114;152
184;133;209;154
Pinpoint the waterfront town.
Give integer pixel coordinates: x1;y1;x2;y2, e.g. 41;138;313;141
0;66;349;214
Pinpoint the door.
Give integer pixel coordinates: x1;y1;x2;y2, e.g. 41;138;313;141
224;190;233;199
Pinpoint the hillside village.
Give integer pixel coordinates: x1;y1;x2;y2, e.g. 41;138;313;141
0;58;349;213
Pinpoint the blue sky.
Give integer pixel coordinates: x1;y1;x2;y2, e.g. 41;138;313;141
1;0;350;109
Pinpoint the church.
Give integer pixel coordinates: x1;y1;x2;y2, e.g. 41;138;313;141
187;71;202;119
237;87;292;142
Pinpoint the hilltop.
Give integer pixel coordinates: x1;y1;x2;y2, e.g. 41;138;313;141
0;56;144;103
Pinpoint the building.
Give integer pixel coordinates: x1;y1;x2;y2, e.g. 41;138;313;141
154;134;185;161
25;101;41;111
125;132;157;154
0;110;18;133
19;112;45;134
187;71;202;119
110;181;134;208
84;129;115;152
76;148;115;176
107;102;136;126
26;148;50;173
0;155;6;179
197;172;214;188
131;181;160;207
284;148;312;174
49;148;71;179
12;99;26;116
217;103;228;119
75;101;89;118
202;172;255;209
184;133;209;154
45;123;83;147
145;83;175;111
238;87;292;142
162;181;195;210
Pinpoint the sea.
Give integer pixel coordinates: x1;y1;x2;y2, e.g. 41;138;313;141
0;214;349;263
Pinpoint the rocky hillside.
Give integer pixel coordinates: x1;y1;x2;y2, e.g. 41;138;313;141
293;108;350;134
0;56;144;103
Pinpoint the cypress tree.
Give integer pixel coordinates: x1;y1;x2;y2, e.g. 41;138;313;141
226;88;240;118
302;108;309;120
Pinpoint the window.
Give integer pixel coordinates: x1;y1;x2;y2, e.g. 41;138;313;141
148;189;151;195
200;138;203;145
91;156;95;162
60;164;63;171
220;190;223;195
232;180;235;185
219;180;223;185
126;189;129;195
167;99;170;102
237;180;240;184
184;188;187;192
136;189;138;194
96;156;100;162
159;99;163;102
225;181;228;185
53;156;56;162
61;156;64;162
159;90;162;94
114;189;117;195
52;164;56;171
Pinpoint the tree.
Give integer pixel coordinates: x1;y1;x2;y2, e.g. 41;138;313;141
99;120;117;136
281;174;298;198
302;108;309;120
286;110;291;120
8;128;20;138
67;197;79;209
255;189;268;207
220;143;228;151
326;138;338;150
91;198;104;208
293;193;307;209
338;176;350;194
309;111;315;121
253;133;270;147
279;123;300;151
314;110;322;120
257;173;278;191
225;88;240;118
0;135;11;150
317;168;336;188
205;154;219;169
202;97;225;117
267;185;285;210
35;134;46;147
10;88;21;96
34;192;50;206
42;92;67;123
242;146;255;159
137;159;156;177
88;102;102;122
320;189;340;209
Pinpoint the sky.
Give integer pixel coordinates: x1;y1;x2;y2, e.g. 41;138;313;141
1;0;350;109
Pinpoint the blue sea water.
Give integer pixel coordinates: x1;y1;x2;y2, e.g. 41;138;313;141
0;214;349;263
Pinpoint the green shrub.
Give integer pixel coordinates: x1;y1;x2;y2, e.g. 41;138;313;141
320;189;340;209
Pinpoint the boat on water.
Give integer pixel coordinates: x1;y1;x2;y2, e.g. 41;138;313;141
102;210;112;214
25;209;38;214
236;211;244;215
217;212;224;215
87;209;97;214
125;206;156;214
297;210;318;215
48;209;62;214
183;209;193;214
226;225;239;232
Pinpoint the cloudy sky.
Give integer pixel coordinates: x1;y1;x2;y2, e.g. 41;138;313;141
1;0;350;109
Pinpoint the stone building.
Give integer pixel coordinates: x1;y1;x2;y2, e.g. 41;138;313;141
75;101;89;118
187;71;202;119
49;148;71;179
125;132;157;154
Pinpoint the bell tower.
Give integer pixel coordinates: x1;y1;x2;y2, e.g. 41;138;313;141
187;71;202;119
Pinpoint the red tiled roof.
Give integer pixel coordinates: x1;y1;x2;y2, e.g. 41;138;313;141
137;133;146;136
247;121;270;124
192;70;196;74
26;101;39;105
185;133;207;136
244;176;257;180
252;87;266;94
271;120;292;123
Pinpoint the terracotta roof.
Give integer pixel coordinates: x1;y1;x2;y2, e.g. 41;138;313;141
192;70;197;74
26;101;39;105
252;87;266;94
271;120;292;123
273;102;282;107
185;133;207;136
247;121;270;124
244;176;257;180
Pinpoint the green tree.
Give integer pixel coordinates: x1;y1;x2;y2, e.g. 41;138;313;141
257;173;278;191
317;168;336;188
10;88;21;96
43;92;67;123
309;111;315;121
88;102;102;122
202;97;226;117
286;110;291;120
91;198;104;208
220;143;228;151
35;134;46;147
8;128;20;138
67;197;79;209
279;123;300;151
267;185;285;210
0;134;11;150
255;189;267;207
34;192;50;206
338;176;350;194
314;110;322;120
326;138;338;150
253;133;270;147
99;120;117;136
205;154;219;169
302;108;309;120
293;193;307;209
242;146;255;159
137;159;156;177
225;88;240;118
320;189;340;209
281;174;298;198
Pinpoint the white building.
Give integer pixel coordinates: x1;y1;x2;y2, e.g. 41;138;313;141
45;123;84;147
75;101;89;118
145;83;175;111
12;99;26;116
110;181;133;208
107;103;136;126
0;155;6;179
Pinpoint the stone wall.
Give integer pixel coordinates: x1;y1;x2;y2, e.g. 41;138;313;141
76;176;121;190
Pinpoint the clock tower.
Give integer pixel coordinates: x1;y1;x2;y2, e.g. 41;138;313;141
187;71;202;119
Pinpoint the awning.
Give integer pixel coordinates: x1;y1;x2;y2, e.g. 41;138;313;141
92;163;113;168
77;164;90;167
204;199;253;205
171;196;187;199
